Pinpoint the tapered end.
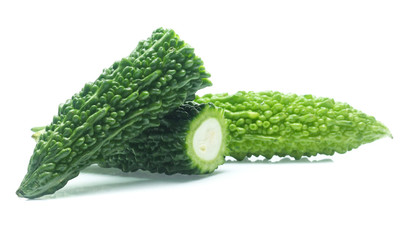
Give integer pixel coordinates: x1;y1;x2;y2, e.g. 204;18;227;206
16;186;33;199
377;122;393;140
386;128;393;139
16;179;36;199
16;188;24;198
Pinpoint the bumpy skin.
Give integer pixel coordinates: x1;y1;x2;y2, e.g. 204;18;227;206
17;28;211;198
195;91;392;160
99;102;226;175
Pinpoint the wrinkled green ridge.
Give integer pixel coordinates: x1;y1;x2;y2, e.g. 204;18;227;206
195;91;392;160
17;28;211;199
99;102;227;175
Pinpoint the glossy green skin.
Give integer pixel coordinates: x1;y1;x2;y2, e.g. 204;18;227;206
195;91;391;160
99;102;226;175
17;28;211;199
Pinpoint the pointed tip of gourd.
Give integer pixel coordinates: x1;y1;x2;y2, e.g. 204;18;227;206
16;188;24;198
16;188;32;199
16;187;38;199
385;127;393;139
16;187;31;199
372;122;393;143
377;119;393;138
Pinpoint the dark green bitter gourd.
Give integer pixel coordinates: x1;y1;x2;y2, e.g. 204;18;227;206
195;91;392;160
32;102;227;175
99;102;227;175
17;28;211;199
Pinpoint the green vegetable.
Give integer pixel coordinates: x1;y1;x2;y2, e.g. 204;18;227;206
31;102;227;175
99;102;227;174
195;91;392;160
17;28;211;199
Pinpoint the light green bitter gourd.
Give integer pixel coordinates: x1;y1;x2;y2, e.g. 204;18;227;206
195;91;392;160
17;28;211;199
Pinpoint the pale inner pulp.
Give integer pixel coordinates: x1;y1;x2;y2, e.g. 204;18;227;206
192;118;223;161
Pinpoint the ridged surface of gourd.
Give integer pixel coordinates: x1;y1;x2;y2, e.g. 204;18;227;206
195;91;392;160
17;28;211;199
99;102;227;175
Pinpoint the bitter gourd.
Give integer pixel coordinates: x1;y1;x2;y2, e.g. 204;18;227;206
195;91;392;160
32;102;227;175
17;28;211;199
99;102;227;174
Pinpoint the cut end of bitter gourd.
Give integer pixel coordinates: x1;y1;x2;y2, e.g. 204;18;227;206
185;105;227;174
102;102;227;175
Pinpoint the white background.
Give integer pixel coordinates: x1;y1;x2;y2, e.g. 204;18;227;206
1;0;403;239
